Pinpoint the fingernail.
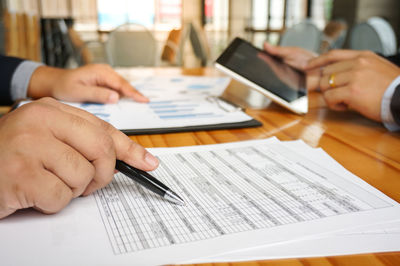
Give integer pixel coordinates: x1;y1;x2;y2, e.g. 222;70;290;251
145;152;159;168
108;92;119;103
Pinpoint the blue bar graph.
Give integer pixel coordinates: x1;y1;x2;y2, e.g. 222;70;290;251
159;113;218;119
148;99;219;120
153;109;195;114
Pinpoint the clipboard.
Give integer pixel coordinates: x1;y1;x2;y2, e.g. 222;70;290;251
121;96;261;135
12;76;262;135
13;97;261;135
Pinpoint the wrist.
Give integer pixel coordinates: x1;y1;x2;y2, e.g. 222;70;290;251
27;66;67;99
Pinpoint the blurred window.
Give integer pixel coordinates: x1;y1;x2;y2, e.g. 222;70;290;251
97;0;181;31
250;0;333;46
203;0;229;61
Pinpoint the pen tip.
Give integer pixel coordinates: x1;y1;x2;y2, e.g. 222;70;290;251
165;190;186;206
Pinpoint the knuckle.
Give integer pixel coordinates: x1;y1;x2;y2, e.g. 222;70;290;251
78;166;96;189
96;133;115;157
45;183;73;214
360;50;374;57
37;96;57;105
355;56;368;67
92;63;113;73
21;101;50;116
68;114;89;129
62;148;81;168
77;172;96;193
100;120;116;134
92;169;114;191
62;150;95;188
97;172;114;188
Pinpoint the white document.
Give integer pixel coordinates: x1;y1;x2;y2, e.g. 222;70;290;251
1;138;400;266
185;140;400;263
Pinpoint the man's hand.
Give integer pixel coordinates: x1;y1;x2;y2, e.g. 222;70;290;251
306;50;400;121
0;98;158;219
263;43;320;91
27;64;148;103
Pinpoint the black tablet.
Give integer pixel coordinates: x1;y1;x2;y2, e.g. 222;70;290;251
215;37;308;114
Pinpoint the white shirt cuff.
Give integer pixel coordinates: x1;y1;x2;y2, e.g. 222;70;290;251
10;61;44;101
381;75;400;131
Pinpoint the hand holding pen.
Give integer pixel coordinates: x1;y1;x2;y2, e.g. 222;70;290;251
115;160;185;205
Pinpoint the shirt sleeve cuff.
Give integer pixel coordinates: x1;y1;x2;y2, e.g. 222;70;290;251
10;61;44;101
381;75;400;131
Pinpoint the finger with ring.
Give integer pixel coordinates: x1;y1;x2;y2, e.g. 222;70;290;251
328;73;336;88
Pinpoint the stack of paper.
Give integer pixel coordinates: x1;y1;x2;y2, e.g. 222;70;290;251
1;138;399;266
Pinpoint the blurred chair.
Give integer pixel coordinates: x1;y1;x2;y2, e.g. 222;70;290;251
56;19;106;67
161;22;209;67
188;22;209;66
349;17;397;56
105;23;157;67
319;19;348;53
67;26;95;65
279;20;322;53
161;28;182;65
55;19;80;67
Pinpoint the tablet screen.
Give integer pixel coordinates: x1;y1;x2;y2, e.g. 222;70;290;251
216;38;306;103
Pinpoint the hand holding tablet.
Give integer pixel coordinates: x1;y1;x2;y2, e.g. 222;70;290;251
215;38;308;114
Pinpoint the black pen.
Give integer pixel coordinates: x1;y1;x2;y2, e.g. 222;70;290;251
115;160;185;206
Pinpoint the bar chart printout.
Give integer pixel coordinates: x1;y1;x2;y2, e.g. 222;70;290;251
94;139;395;255
17;76;256;131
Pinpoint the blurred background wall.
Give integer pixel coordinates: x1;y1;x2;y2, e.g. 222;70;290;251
0;0;398;68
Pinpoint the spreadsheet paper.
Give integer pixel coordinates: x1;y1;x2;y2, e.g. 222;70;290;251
1;138;400;266
185;140;400;263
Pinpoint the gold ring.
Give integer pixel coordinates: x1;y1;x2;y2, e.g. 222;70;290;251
328;73;336;88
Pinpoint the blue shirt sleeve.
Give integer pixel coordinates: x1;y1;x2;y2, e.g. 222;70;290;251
10;60;44;101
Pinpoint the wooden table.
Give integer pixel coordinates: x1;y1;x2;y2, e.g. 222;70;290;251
2;67;399;265
120;67;400;266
